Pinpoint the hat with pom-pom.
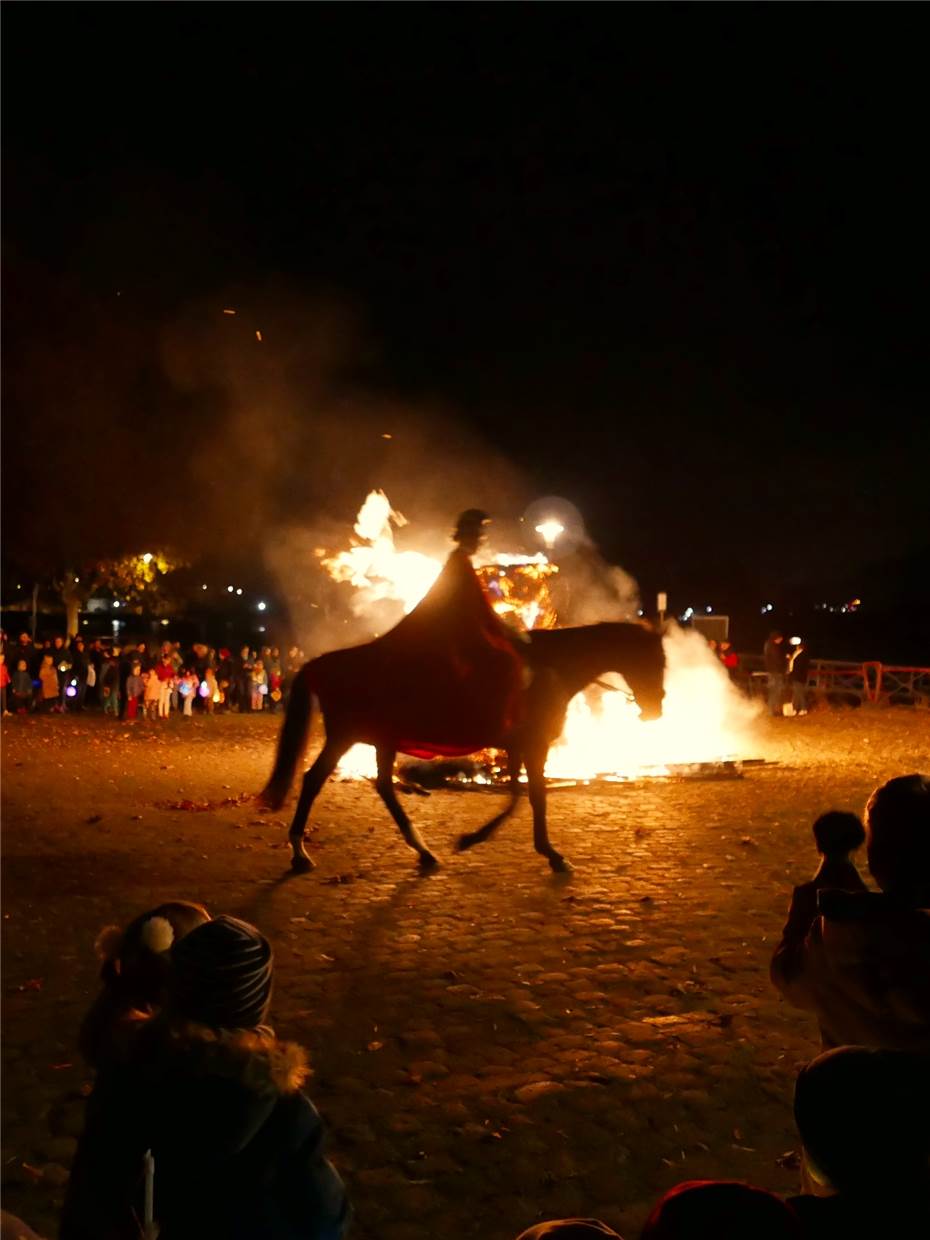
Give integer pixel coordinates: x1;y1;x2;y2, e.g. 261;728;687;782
96;901;211;989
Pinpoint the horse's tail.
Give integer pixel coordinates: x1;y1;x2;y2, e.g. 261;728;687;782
259;663;317;809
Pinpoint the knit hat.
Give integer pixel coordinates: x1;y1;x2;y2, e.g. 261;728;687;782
641;1181;801;1238
794;1046;930;1193
515;1221;623;1239
96;901;211;998
170;914;273;1030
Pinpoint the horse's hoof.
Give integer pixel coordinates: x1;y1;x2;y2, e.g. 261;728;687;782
549;855;574;874
454;833;474;852
290;854;316;874
418;851;440;870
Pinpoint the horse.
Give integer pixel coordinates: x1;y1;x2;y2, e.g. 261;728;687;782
260;621;665;874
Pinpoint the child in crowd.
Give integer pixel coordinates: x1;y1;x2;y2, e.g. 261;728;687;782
0;652;10;715
178;667;199;717
251;658;267;711
100;654;120;717
788;1046;930;1237
38;653;59;711
11;658;33;713
202;665;218;714
143;667;162;720
62;915;351;1240
124;661;144;721
771;774;930;1051
156;653;175;719
79;901;211;1071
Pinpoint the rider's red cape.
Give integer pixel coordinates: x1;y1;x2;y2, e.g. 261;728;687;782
310;548;525;758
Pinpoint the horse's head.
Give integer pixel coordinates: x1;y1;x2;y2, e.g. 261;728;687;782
619;625;666;721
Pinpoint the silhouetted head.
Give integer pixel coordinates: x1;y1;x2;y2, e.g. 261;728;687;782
453;508;490;556
169;914;274;1031
514;1221;623;1239
641;1181;801;1238
812;810;866;857
769;631;784;643
794;1046;930;1195
95;900;211;1006
864;773;930;894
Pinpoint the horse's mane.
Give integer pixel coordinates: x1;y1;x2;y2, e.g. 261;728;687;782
528;620;662;662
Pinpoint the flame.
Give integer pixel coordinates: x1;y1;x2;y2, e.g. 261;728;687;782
320;492;761;780
321;491;441;617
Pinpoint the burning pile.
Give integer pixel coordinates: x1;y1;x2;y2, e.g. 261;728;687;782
318;491;761;781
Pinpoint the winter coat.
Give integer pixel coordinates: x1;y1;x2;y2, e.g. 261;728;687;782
788;1184;930;1239
70;646;90;681
12;669;32;696
771;888;930;1052
61;1018;350;1240
763;638;787;675
126;674;144;700
39;663;59;699
789;647;811;684
144;672;162;703
0;661;9;689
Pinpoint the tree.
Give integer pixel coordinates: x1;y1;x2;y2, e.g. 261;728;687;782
55;552;183;636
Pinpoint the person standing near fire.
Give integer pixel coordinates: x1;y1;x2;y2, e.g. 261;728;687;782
764;631;787;716
789;638;812;715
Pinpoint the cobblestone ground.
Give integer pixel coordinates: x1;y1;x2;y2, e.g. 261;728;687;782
2;708;929;1238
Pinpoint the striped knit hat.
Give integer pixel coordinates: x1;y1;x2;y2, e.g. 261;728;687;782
170;915;273;1030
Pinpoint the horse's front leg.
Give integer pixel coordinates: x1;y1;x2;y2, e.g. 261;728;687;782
456;748;523;852
289;738;349;872
375;746;439;869
526;744;572;873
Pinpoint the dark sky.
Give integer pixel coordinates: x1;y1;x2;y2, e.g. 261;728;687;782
3;4;928;615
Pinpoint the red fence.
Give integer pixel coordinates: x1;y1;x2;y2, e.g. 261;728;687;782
741;657;930;709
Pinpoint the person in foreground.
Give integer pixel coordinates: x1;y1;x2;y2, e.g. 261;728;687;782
513;1181;801;1239
770;774;930;1051
79;900;211;1070
788;1045;930;1238
61;915;350;1240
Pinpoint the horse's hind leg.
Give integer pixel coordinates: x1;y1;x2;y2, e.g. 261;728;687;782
289;738;348;872
527;745;572;873
376;746;439;869
456;749;522;852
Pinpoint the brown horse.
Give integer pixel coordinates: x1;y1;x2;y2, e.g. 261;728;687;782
261;621;665;873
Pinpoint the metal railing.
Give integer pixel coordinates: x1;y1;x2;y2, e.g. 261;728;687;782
740;655;930;708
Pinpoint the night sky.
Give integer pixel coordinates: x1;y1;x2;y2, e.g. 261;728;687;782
3;6;928;650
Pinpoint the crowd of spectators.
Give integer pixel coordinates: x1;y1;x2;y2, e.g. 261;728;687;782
1;773;926;1239
0;630;306;720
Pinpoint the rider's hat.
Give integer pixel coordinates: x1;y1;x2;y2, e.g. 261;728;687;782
453;509;490;541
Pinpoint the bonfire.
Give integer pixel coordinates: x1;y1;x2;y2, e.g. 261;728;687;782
319;491;761;782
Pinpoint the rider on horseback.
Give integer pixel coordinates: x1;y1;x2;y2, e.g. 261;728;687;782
382;509;527;751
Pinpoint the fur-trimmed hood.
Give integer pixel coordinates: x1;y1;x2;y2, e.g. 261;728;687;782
155;1020;310;1094
126;1018;314;1162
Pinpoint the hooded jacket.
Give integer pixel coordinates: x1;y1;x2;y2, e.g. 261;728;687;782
61;1018;350;1240
770;887;930;1052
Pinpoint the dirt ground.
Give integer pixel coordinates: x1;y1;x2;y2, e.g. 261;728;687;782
2;706;929;1239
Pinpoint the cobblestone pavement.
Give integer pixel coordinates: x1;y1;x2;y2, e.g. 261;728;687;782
2;708;929;1238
